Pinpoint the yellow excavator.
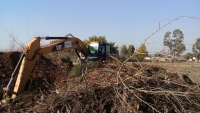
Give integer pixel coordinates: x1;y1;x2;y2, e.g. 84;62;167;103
3;34;111;99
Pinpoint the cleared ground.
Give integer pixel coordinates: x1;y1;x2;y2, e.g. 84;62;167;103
151;62;200;83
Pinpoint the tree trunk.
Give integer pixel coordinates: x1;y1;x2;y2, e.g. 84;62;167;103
195;58;199;63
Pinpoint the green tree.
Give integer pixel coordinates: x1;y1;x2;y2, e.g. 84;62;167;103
184;52;194;60
163;29;185;56
192;38;200;62
163;32;172;49
121;44;128;55
127;45;135;57
83;35;107;46
176;43;186;56
109;42;119;54
135;43;148;60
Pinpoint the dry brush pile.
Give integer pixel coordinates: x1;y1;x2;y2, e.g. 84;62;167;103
0;52;200;113
58;58;200;113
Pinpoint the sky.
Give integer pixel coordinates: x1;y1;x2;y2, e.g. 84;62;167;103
0;0;200;54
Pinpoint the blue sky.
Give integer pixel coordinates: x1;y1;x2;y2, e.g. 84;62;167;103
0;0;200;54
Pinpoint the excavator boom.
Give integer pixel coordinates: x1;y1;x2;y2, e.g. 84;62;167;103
4;36;88;98
38;37;87;57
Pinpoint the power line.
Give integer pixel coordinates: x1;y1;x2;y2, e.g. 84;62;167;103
144;16;200;44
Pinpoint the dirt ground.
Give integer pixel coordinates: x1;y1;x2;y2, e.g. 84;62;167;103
0;52;200;113
151;62;200;84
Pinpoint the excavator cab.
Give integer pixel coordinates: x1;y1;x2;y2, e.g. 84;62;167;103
87;42;110;61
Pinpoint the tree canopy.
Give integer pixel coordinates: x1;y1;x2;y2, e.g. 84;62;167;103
163;29;186;56
176;43;186;56
109;42;119;54
83;36;107;47
192;38;200;61
135;43;148;60
127;45;135;57
184;52;194;60
121;44;128;55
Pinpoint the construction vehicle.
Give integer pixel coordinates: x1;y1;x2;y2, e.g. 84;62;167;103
3;34;111;99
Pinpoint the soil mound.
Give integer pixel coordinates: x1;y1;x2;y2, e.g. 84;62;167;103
0;52;21;97
0;52;62;100
25;55;62;91
0;52;21;77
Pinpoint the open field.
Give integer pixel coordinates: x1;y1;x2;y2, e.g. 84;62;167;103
151;62;200;83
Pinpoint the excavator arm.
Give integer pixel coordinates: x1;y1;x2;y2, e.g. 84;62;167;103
38;36;87;58
4;35;88;99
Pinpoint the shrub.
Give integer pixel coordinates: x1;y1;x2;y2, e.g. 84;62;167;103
71;63;86;77
60;57;73;67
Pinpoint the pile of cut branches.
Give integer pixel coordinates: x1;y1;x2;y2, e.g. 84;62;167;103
44;57;200;113
1;54;200;113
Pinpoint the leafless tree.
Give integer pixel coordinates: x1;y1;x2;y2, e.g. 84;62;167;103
6;28;25;51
